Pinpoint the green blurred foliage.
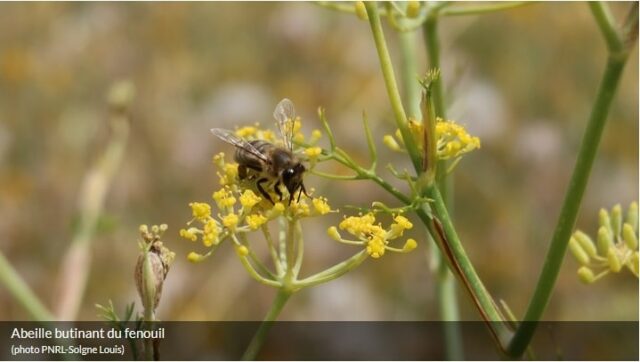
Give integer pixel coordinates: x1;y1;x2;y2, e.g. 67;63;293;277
0;2;636;322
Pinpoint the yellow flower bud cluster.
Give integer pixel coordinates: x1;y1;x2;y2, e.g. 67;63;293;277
328;213;417;259
383;117;481;161
569;202;639;283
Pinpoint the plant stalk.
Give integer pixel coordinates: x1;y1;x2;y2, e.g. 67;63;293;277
241;289;292;360
507;3;635;355
0;252;54;321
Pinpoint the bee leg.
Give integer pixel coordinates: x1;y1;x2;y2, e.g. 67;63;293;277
273;181;283;202
297;183;309;203
256;178;274;205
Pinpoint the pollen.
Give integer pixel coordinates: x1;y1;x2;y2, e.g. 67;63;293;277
179;227;199;242
222;213;239;230
305;147;322;159
366;236;386;258
203;220;220;247
246;213;268;230
312;197;331;215
240;190;262;209
189;202;211;222
212;188;237;209
435;119;481;160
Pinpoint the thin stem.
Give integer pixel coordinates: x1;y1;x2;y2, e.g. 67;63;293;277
588;2;624;53
0;252;55;321
261;225;284;277
365;2;422;172
507;8;635;355
55;111;129;320
293;221;304;276
241;289;292;360
238;255;281;288
141;249;156;361
296;250;369;288
440;2;534;17
239;233;277;280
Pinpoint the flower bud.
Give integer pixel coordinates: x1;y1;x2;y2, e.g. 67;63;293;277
597;226;613;256
599;208;613;239
626;202;638;233
327;226;341;241
355;1;368;20
107;80;136;112
403;238;418;251
611;204;623;237
187;252;204;263
607;247;621;273
622;223;638;250
235;245;249;257
577;266;596;284
569;237;590;265
383;135;403;152
631;252;639;276
574;230;597;258
135;250;165;312
406;1;421;18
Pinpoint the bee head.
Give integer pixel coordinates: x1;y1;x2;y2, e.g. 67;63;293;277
283;163;306;198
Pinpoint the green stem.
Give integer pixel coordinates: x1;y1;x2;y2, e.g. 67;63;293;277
507;5;635;355
425;187;509;338
241;289;292;360
0;251;54;321
365;2;422;172
296;250;369;288
398;30;421;119
423;10;464;360
588;2;624;53
440;1;534;17
423;17;445;120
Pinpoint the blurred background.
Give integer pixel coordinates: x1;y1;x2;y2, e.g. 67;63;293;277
0;2;637;323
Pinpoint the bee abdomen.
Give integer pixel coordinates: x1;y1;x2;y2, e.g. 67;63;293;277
234;140;273;172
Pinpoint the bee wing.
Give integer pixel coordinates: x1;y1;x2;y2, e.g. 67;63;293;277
273;98;296;151
210;128;270;163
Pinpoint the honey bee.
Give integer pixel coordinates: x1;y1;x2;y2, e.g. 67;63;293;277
211;98;309;205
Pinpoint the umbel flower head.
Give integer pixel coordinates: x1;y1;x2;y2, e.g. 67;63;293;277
328;213;417;259
383;117;481;161
569;202;639;283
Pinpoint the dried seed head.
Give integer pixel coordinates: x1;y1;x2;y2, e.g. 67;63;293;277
135;225;175;312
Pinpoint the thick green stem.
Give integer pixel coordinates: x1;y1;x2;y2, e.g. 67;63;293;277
241;289;292;360
423;11;464;360
507;14;634;357
0;252;54;321
398;31;421;119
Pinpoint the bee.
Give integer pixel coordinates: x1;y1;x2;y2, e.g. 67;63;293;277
211;98;309;205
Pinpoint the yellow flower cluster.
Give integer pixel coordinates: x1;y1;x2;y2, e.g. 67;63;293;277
570;202;639;283
328;213;417;259
383;117;481;160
